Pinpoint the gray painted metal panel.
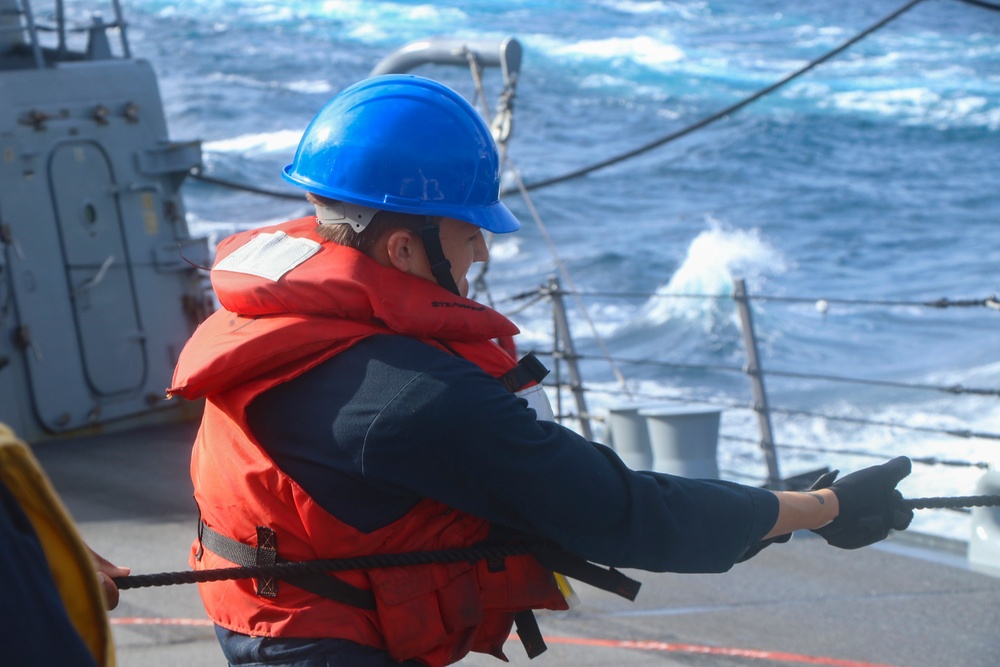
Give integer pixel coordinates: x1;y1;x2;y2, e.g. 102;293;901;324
1;138;94;432
49;140;146;396
0;6;210;442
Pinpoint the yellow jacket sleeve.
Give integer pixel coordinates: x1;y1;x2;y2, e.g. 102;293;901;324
0;422;114;667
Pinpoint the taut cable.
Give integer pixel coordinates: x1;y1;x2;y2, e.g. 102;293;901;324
113;494;1000;591
904;495;1000;510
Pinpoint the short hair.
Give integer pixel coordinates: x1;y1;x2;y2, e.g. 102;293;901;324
307;193;433;257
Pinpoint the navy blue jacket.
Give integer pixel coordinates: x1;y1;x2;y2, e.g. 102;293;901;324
222;334;778;665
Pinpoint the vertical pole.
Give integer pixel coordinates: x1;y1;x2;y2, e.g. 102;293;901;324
110;0;131;58
20;0;44;68
733;279;782;487
549;281;563;424
547;275;594;440
55;0;66;57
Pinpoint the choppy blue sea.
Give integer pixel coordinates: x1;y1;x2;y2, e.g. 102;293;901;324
109;0;999;537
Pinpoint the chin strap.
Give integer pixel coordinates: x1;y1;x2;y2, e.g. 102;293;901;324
418;221;461;296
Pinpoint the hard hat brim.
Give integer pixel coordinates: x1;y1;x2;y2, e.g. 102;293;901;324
282;165;521;234
465;200;521;234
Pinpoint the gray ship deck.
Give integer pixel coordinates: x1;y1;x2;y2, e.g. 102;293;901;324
35;421;1000;667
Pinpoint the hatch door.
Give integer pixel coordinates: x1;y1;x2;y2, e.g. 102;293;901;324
48;141;146;396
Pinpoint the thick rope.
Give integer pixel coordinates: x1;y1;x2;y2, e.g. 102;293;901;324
115;544;533;590
113;495;1000;591
904;495;1000;510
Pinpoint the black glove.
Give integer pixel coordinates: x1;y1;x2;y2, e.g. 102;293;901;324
810;456;913;550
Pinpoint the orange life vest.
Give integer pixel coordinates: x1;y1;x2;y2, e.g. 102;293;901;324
170;218;568;666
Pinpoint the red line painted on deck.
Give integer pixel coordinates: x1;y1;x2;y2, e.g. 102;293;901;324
111;617;214;626
541;636;901;666
108;620;901;666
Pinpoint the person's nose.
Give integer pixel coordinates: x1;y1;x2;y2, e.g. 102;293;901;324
474;233;490;262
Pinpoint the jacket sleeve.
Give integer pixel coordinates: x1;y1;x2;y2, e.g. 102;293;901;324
358;349;779;574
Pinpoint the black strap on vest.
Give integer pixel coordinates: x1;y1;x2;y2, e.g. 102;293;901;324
197;521;641;660
198;521;377;609
434;340;550;395
498;352;550;392
531;546;641;601
513;610;547;659
417;223;461;296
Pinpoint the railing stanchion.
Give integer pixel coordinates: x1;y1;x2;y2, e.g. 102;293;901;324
733;279;782;487
547;275;594;440
20;0;44;68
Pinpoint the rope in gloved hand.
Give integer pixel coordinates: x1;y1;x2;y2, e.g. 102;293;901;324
905;495;1000;510
113;489;1000;591
805;457;1000;550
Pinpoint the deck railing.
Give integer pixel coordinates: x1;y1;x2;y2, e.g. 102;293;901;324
0;0;130;68
511;275;1000;496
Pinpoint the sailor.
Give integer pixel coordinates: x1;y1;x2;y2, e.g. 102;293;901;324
0;422;125;667
169;74;913;667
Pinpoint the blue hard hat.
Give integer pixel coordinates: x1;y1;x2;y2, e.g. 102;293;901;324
282;74;519;234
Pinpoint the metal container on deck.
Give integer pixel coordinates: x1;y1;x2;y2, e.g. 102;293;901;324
606;405;654;470
969;469;1000;577
640;405;721;478
606;404;722;478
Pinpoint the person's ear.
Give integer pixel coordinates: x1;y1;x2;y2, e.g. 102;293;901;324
385;229;419;273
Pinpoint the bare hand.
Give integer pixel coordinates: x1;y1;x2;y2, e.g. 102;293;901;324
88;546;130;610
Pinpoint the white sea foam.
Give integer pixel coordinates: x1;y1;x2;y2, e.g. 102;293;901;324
203;130;303;155
824;87;996;128
319;0;467;37
599;0;671;15
542;34;685;71
487;235;520;262
638;222;787;330
286;80;335;94
201;72;331;95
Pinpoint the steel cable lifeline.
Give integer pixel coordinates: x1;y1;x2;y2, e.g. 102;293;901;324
567;352;1000;398
721;435;989;471
113;491;1000;592
184;0;1000;212
543;381;1000;470
531;371;1000;444
189;168;303;200
508;0;930;193
958;0;1000;9
516;289;1000;310
181;0;999;205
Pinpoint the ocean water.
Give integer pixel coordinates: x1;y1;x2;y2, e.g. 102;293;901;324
94;0;999;537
